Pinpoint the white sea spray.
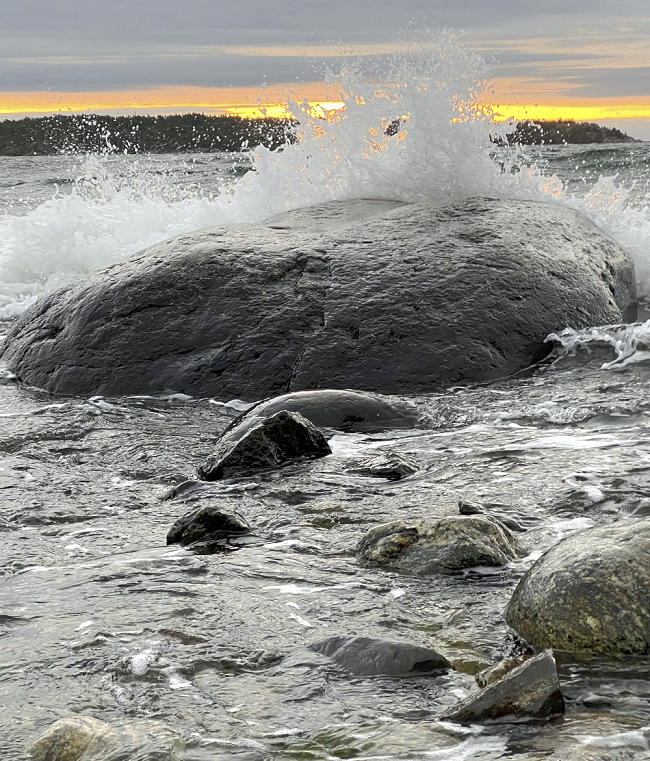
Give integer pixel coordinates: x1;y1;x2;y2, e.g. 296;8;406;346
0;28;649;318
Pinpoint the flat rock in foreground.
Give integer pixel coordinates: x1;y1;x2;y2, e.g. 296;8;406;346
440;650;564;723
1;197;636;398
311;636;450;677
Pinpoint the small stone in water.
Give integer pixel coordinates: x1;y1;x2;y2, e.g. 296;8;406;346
347;452;417;480
167;506;251;548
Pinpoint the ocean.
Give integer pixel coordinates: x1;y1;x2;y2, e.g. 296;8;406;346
3;38;650;760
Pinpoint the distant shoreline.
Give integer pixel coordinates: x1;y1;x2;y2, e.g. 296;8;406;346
498;119;639;146
0;113;641;156
0;113;296;156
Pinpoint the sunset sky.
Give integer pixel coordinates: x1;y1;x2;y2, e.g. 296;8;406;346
2;0;650;138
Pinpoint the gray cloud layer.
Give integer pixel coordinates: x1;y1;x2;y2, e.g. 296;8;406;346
1;0;648;96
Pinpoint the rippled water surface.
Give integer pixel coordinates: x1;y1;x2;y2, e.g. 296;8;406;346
3;328;650;759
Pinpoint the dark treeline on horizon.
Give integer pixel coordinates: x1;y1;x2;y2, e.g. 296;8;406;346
501;119;638;146
0;114;640;156
0;113;297;155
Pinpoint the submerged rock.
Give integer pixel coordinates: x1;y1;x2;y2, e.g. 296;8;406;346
1;198;636;397
504;518;650;655
440;650;564;723
29;716;119;761
198;410;331;480
166;506;251;548
346;452;418;480
311;636;450;676
358;515;524;572
237;389;420;432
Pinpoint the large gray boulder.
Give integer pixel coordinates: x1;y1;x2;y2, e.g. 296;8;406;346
1;198;635;398
504;518;650;655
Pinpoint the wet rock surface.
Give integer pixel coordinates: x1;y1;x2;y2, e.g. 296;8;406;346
1;198;636;397
311;636;450;676
5;347;650;759
238;389;420;432
504;517;650;655
440;650;565;723
358;515;525;572
29;716;119;761
198;410;331;480
166;506;251;549
346;451;418;480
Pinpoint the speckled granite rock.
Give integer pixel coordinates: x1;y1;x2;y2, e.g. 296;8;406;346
358;515;525;573
504;518;650;655
29;716;119;761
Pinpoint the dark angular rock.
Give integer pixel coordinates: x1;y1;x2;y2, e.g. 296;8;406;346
440;650;564;723
236;389;420;433
347;452;417;480
504;517;650;655
166;506;251;547
358;515;525;573
198;410;331;481
311;636;450;676
1;198;636;398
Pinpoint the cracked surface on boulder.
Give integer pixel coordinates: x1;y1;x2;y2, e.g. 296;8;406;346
1;197;636;398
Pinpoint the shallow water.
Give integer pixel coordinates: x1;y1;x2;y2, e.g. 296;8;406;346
3;332;650;759
3;33;650;759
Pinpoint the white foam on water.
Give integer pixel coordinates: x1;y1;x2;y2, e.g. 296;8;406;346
1;28;649;319
576;727;650;750
549;320;650;369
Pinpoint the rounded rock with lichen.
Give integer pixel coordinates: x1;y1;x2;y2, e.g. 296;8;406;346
505;517;650;655
358;515;524;573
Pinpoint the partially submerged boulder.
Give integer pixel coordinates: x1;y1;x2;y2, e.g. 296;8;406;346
29;716;119;761
358;515;525;573
166;506;251;549
1;198;636;398
311;636;450;677
504;518;650;655
346;452;418;480
198;410;331;480
440;650;564;723
237;389;420;432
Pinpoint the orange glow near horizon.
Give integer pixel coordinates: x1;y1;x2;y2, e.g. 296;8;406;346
2;85;650;125
0;85;346;119
490;101;650;123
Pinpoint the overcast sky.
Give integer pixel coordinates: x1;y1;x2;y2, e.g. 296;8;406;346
2;0;650;134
